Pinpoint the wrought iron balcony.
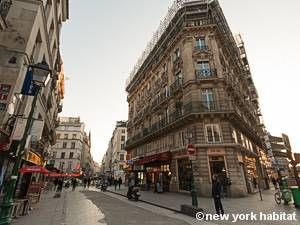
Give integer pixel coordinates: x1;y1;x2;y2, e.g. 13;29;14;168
126;100;234;147
0;0;12;18
195;45;209;51
170;77;183;94
195;68;217;79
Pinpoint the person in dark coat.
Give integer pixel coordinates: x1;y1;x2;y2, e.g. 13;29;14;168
114;178;118;190
212;174;224;215
118;177;122;190
72;178;77;191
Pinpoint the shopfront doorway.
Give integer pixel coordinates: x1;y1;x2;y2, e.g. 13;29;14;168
177;158;192;191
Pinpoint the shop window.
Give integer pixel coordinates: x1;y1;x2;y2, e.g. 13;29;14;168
205;124;222;143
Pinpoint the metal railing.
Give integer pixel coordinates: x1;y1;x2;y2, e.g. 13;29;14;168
126;100;233;146
195;45;209;51
170;77;183;94
195;68;217;79
0;0;12;18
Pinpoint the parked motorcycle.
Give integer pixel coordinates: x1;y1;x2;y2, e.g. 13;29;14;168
127;186;141;201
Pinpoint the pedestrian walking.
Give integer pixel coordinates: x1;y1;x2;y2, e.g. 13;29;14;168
118;177;122;190
87;177;91;189
212;174;224;215
72;178;77;191
114;178;118;190
83;177;87;189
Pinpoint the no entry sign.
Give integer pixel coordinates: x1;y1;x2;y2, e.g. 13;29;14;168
186;144;196;160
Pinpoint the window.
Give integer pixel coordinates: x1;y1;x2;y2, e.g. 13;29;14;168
121;136;125;141
68;162;72;172
72;134;77;139
121;144;125;150
205;124;221;143
69;152;74;159
122;129;125;134
53;151;57;158
196;37;206;49
120;154;124;161
119;164;124;170
232;129;238;143
196;61;211;77
201;89;215;110
61;152;65;159
62;142;67;148
64;134;68;139
0;84;11;101
174;48;180;61
59;162;64;170
56;134;61;139
71;142;75;149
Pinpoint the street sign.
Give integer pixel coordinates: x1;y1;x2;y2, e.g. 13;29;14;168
186;144;196;160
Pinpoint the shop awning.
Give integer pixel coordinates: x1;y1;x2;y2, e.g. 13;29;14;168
19;166;50;174
45;173;81;177
135;151;171;165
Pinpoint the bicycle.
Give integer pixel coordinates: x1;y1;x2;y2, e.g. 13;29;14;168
274;188;292;205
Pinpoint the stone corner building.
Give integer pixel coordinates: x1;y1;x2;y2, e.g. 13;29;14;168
125;0;269;197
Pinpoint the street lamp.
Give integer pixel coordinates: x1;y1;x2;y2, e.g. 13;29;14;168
185;129;198;209
0;62;51;225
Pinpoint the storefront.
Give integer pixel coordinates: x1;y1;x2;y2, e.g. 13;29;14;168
133;151;171;192
244;155;258;193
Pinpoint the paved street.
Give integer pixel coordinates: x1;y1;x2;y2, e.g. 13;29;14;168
9;186;300;225
104;185;300;225
11;188;194;225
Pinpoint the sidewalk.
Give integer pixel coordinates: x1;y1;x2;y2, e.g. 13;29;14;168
12;189;106;225
106;185;300;220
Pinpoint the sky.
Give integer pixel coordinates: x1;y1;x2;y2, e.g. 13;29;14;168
60;0;300;163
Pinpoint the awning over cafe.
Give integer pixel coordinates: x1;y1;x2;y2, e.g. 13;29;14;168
45;173;81;177
19;166;50;174
135;151;171;165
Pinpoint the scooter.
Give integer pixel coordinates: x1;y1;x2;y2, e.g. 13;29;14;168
127;186;141;201
100;183;108;192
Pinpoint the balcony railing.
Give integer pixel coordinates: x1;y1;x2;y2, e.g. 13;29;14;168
195;68;217;79
170;77;183;94
126;100;233;146
195;45;209;51
0;0;12;18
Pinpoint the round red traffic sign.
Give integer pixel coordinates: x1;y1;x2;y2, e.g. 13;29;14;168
186;144;196;155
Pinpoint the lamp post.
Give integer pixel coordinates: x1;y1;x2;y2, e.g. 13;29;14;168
0;62;51;225
185;129;198;208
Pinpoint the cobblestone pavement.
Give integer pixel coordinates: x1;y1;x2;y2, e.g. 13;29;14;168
104;185;300;225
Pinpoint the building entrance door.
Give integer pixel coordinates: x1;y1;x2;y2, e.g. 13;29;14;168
177;158;192;191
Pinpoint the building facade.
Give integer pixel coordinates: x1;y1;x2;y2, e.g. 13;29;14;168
125;0;268;197
50;117;88;173
111;121;127;181
101;121;127;181
0;0;68;197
